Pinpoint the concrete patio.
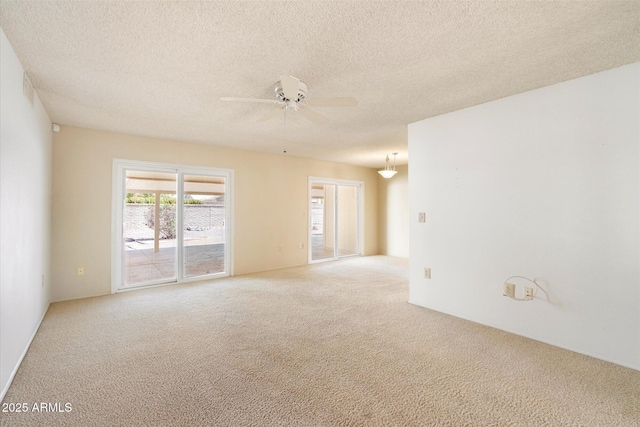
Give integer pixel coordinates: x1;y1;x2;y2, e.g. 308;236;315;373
124;234;356;286
125;242;225;286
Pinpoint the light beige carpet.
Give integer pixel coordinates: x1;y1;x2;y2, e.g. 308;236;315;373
1;256;639;426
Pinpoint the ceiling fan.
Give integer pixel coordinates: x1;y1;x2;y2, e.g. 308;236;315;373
220;75;358;125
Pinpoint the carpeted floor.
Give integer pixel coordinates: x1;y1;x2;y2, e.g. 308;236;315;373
1;256;639;426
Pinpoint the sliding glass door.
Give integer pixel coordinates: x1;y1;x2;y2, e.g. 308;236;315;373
112;160;233;292
182;174;226;278
310;183;336;261
337;185;359;257
309;177;363;263
123;170;178;287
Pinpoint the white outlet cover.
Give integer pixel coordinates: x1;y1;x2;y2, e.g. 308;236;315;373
504;282;515;298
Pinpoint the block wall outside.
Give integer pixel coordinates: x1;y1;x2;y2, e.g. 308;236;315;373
123;204;225;239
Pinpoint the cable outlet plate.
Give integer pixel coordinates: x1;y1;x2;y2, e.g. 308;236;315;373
524;286;534;298
503;282;515;298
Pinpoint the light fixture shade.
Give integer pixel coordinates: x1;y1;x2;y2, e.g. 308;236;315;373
378;152;398;179
378;169;398;178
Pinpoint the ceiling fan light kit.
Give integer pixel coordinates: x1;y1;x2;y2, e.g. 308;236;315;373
221;75;358;126
274;79;307;102
378;153;398;179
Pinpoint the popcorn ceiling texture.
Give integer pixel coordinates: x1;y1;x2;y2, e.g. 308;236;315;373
1;257;639;426
1;1;639;167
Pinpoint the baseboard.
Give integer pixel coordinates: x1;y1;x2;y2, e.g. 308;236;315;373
50;292;109;303
0;303;50;402
407;300;640;372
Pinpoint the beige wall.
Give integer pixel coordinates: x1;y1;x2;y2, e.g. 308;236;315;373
377;165;409;258
51;126;378;301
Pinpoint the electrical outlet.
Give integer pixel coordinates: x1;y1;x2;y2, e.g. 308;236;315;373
418;212;426;223
503;282;515;298
524;286;534;299
298;243;304;249
77;267;84;276
424;268;431;279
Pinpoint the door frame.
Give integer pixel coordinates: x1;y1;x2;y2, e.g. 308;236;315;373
111;159;234;293
308;176;364;264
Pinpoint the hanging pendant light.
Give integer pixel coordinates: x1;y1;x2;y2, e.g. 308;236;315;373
378;153;398;179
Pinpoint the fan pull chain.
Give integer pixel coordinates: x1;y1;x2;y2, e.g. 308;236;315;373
283;107;288;143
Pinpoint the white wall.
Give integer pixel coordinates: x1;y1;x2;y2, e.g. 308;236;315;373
0;28;52;399
408;63;640;370
378;165;409;258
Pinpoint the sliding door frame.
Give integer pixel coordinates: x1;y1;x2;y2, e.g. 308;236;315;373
111;159;234;293
308;176;364;264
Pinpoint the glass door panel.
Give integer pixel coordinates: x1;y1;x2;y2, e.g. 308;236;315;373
338;185;358;257
123;170;177;287
311;184;336;261
183;174;226;278
309;178;362;264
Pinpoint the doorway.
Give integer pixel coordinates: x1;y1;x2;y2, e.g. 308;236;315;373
309;177;363;263
112;160;233;292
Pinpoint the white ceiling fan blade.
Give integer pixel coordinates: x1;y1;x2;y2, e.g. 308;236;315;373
298;108;328;125
306;97;359;107
258;108;284;122
280;75;300;101
220;97;281;105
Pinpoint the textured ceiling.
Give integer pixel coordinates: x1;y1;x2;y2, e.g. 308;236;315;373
1;1;639;168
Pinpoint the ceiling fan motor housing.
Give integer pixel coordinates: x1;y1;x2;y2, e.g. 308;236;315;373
275;80;307;102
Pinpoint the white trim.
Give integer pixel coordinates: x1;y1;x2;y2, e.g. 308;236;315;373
357;182;365;256
0;303;50;402
111;159;234;293
308;177;364;264
110;161;122;294
225;170;235;276
177;171;185;282
308;176;364;186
